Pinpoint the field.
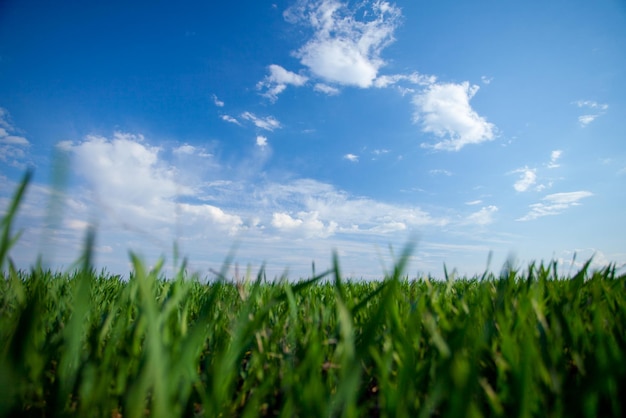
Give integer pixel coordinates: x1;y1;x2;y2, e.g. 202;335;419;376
1;174;626;417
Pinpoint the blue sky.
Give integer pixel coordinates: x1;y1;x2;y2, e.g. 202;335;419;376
1;0;625;279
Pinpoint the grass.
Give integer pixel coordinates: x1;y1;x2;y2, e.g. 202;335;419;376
1;171;625;417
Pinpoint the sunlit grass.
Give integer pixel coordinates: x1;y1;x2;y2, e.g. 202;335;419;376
1;172;625;417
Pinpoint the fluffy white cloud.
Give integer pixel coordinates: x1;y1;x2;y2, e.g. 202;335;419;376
241;112;281;131
271;211;337;238
286;0;401;88
512;167;537;192
179;203;243;235
258;64;308;102
67;133;190;211
517;191;593;221
413;82;495;151
343;153;358;162
256;135;268;148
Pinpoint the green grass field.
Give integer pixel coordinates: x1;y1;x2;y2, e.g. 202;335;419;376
1;173;625;417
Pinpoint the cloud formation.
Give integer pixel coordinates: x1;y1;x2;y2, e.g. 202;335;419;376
573;100;608;127
257;64;309;102
0;108;31;168
286;0;401;88
512;167;537;192
517;191;593;221
343;153;359;162
413;82;495;151
466;205;498;226
547;150;562;168
241;112;282;131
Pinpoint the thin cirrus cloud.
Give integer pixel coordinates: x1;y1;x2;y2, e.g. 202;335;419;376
517;191;593;221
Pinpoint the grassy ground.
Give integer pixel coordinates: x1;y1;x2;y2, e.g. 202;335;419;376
1;173;625;417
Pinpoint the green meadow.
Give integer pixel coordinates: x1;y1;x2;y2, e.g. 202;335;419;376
1;173;625;417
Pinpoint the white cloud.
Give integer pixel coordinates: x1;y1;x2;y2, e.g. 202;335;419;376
0;107;31;168
271;211;337;238
68;133;190;211
413;81;496;151
517;191;593;221
578;115;597;126
179;203;243;235
1;135;29;145
547;149;562;168
256;135;268;148
373;72;436;88
286;0;401;88
258;178;447;236
241;112;281;131
465;200;482;205
512;167;537;192
343;153;359;162
212;94;224;107
173;144;196;155
314;83;340;95
466;205;498;225
220;114;241;125
573;100;608;127
480;76;493;85
258;64;309;102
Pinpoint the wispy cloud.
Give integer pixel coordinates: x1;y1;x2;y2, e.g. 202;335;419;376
517;191;593;221
343;153;359;162
211;94;224;107
220;114;241;125
257;64;309;102
373;72;435;88
285;0;401;88
241;112;282;131
0;108;31;168
573;100;608;127
414;82;496;151
314;83;340;95
465;205;498;226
